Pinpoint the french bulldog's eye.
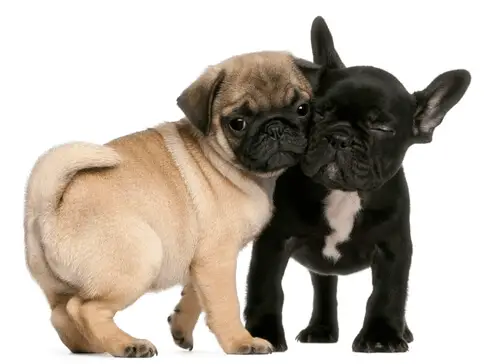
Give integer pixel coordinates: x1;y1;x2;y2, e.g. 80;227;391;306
296;103;309;117
371;124;395;134
229;118;247;132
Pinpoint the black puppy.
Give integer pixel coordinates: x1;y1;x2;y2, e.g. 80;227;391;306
244;16;471;353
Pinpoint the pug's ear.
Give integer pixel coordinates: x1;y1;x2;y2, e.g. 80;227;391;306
293;57;324;91
177;67;226;135
310;16;345;69
412;69;471;143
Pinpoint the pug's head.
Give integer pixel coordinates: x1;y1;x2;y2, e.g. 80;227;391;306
177;51;321;176
301;17;471;191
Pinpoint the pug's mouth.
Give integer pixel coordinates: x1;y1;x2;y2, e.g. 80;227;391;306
242;150;304;174
240;131;308;173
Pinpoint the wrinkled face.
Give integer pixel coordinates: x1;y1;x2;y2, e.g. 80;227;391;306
218;87;312;174
301;67;416;191
176;51;320;177
210;53;316;175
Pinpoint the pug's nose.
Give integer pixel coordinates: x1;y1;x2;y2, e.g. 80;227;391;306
266;121;285;140
330;133;352;150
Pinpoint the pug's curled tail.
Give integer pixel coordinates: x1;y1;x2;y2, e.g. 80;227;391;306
25;142;122;219
24;142;121;298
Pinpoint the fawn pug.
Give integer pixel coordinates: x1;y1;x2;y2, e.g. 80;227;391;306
24;51;321;357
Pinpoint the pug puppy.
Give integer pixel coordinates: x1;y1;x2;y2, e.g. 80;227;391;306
243;17;471;353
24;50;320;357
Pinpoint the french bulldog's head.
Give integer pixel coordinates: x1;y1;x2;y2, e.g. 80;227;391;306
301;17;471;191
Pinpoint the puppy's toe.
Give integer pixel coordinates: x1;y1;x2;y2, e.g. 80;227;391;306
168;313;193;351
352;328;408;353
245;314;288;352
170;328;193;351
123;340;158;358
296;324;338;343
403;326;414;343
230;337;274;355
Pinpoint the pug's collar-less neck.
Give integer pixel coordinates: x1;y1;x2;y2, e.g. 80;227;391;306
183;120;275;201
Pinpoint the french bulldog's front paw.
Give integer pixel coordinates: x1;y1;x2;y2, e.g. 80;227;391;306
229;337;274;355
403;325;413;343
245;314;287;352
352;320;408;353
167;312;193;351
296;323;338;343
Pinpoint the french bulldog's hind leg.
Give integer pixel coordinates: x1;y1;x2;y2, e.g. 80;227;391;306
167;283;201;351
50;294;103;354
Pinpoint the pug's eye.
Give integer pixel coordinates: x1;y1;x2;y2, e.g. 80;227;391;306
229;117;247;132
296;103;309;117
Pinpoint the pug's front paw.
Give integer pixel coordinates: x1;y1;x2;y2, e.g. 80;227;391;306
167;311;193;351
245;314;287;352
227;336;274;355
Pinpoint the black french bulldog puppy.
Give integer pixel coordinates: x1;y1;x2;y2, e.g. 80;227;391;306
244;16;471;353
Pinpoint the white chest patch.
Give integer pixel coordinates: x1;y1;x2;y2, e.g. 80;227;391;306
322;190;362;261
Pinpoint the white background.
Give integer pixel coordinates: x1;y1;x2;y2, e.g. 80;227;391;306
1;0;497;363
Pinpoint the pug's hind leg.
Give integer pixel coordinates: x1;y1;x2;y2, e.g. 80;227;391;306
69;235;161;357
168;283;201;351
50;294;103;354
75;296;158;358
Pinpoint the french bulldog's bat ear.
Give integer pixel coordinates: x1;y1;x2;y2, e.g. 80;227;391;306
310;16;345;69
293;57;324;90
412;69;471;143
177;67;226;135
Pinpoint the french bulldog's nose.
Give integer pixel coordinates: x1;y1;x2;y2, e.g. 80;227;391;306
265;121;285;140
330;133;352;149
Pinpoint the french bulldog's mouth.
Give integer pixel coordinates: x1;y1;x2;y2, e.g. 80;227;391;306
304;163;354;191
309;161;384;192
301;145;375;191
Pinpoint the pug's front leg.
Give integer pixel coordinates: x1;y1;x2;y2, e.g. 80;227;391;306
191;253;273;355
167;283;201;351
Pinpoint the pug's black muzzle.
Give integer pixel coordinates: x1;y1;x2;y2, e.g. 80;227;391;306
241;118;308;173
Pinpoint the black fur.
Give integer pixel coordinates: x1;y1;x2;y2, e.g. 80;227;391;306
244;16;470;353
